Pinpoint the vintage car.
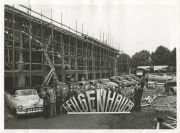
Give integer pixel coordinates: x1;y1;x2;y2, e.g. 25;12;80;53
77;81;90;91
164;81;176;95
98;79;111;84
122;75;137;85
109;77;123;86
88;80;101;86
148;73;173;83
5;89;43;116
114;76;131;87
103;81;120;92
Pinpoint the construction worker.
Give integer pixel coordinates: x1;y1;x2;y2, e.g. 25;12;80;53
65;86;76;102
43;87;50;118
88;82;95;90
66;74;71;88
55;86;63;115
129;85;135;101
140;77;146;90
133;82;143;111
79;83;85;93
49;87;56;117
145;74;149;89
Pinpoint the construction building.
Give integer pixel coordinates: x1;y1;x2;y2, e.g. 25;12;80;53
4;5;119;90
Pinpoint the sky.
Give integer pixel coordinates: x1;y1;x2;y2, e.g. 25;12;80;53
5;0;178;56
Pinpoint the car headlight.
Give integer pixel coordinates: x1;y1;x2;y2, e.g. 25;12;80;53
18;105;23;109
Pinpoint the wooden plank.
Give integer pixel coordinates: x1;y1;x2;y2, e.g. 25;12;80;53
167;116;177;121
169;123;176;126
141;104;151;107
162;122;175;129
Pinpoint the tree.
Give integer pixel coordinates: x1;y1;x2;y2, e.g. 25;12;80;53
169;48;176;67
151;46;171;65
131;50;151;68
117;53;131;74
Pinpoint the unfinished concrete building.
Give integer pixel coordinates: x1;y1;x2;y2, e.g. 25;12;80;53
4;5;119;90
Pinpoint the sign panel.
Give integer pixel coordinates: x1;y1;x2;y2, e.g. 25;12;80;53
136;70;144;76
63;89;134;112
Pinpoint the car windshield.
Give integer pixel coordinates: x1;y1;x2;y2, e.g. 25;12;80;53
15;89;37;96
166;82;176;87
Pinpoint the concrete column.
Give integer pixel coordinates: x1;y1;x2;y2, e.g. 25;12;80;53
113;56;118;76
85;42;88;80
61;33;65;83
99;47;102;79
75;38;78;82
18;33;25;88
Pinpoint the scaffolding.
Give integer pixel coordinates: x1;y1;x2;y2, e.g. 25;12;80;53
4;5;119;90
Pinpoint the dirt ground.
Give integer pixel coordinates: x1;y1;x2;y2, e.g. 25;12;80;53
5;106;175;129
5;84;176;129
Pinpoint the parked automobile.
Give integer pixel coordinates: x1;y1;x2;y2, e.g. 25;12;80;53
103;81;120;92
5;89;43;116
70;82;82;95
98;79;111;84
109;77;122;86
115;76;131;87
88;80;101;86
77;81;90;90
122;75;137;85
164;81;176;95
148;73;173;83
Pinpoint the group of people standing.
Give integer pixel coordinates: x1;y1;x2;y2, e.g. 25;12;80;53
42;86;63;118
42;75;147;117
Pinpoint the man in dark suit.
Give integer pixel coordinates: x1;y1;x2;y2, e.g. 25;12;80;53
133;81;143;111
43;87;50;118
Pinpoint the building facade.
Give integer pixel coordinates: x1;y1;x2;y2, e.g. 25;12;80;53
4;5;119;90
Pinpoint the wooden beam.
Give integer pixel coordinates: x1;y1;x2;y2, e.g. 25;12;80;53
162;122;175;129
68;112;130;114
167;116;177;121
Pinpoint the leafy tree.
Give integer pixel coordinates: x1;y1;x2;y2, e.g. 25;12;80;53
151;46;171;65
131;50;151;68
169;48;176;67
117;53;131;74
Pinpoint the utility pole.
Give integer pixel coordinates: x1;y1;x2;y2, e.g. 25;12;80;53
103;32;104;42
108;24;109;44
82;24;83;34
100;28;101;41
76;20;77;34
61;12;62;28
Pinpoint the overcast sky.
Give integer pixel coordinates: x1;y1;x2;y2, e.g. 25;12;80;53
10;0;178;56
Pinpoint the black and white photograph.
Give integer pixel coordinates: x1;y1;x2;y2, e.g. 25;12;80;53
2;0;179;131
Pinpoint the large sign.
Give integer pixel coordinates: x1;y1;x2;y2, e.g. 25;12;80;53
63;89;134;112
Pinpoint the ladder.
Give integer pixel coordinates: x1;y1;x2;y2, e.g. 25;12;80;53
22;31;61;86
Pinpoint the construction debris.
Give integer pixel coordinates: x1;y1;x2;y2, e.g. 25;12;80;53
161;116;177;129
151;96;176;113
